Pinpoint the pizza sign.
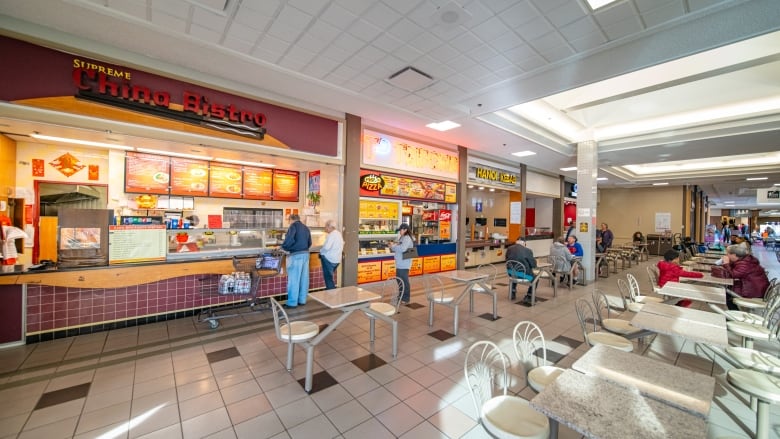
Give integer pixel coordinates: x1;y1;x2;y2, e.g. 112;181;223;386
360;173;384;191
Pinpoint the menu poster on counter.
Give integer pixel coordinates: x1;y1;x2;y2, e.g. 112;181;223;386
359;169;457;203
243;167;274;200
209;164;243;198
125;152;170;195
109;225;167;264
170;158;209;196
272;169;299;201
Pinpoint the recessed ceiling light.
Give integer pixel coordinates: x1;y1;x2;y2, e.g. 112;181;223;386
653;182;669;186
746;177;768;181
467;184;474;189
560;167;577;171
586;0;621;10
775;183;780;186
489;188;495;192
511;151;536;157
597;177;608;181
426;120;460;131
478;186;484;190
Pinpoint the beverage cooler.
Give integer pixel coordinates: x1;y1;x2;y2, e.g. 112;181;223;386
421;209;452;244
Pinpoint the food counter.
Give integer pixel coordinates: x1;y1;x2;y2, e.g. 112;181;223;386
356;242;456;284
464;240;506;268
524;234;554;258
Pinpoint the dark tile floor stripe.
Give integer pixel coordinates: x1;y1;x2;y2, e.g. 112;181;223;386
298;370;338;394
478;313;501;321
351;354;387;372
552;335;583;350
515;297;548;307
539;348;566;364
206;346;241;364
405;303;425;309
428;329;455;341
35;382;91;410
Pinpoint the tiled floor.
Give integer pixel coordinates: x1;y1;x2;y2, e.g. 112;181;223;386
0;246;778;439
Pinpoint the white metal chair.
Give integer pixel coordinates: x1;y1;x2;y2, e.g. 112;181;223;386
472;264;498;294
646;265;663;294
364;276;404;345
423;274;459;333
726;369;780;439
627;273;664;305
734;279;779;312
464;341;550;439
592;290;644;338
549;254;581;289
575;298;634;352
712;286;780;325
269;297;319;371
513;321;565;393
506;260;542;304
618;278;643;313
727;298;780;349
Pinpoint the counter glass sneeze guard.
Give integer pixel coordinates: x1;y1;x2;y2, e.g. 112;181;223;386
166;227;326;261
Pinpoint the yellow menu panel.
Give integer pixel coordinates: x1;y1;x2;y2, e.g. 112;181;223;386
422;256;441;274
410;258;423;276
381;260;396;280
357;261;382;283
440;254;457;272
359;199;399;219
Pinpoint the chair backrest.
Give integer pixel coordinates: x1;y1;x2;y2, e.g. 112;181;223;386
506;260;529;280
269;297;291;342
422;274;447;300
513;321;547;372
626;273;642;300
464;341;510;419
647;266;659;287
382;276;405;312
575;298;598;339
476;264;498;286
616;278;631;307
591;290;616;325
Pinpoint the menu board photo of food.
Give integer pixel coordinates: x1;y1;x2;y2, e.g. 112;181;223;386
243;167;274;200
170;157;209;196
272;169;299;201
209;164;243;198
125;152;170;195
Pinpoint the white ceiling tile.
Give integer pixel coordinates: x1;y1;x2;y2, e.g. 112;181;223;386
342;55;372;72
471;16;511;41
334;0;374;16
233;4;275;28
641;1;686;29
462;63;492;80
373;54;405;73
302;57;340;78
362;81;393;97
479;0;526;14
254;33;290;58
568;32;607;52
222;35;254;53
297;33;329;53
356;45;386;64
267;6;312;43
413;56;456;80
320;44;352;63
107;0;148;20
189;23;223;43
320;2;358;28
445;54;472;71
407;32;444;54
538;44;575;62
347;75;375;90
392;93;426;108
462;0;495;25
225;22;261;43
387;18;425;42
493;65;524;79
558;16;600;41
529;0;570;14
151;0;191;17
277;56;306;71
475;72;501;87
348;18;383;42
449;32;483;53
489;32;525;52
515;17;553;41
545;1;587;28
331;64;360;80
499;1;541;25
594;1;637;24
406;0;441;28
688;0;725;12
529;31;568;52
481;54;512;71
285;44;317;65
150;11;188;33
251;46;282;64
332;33;364;52
515;54;547;71
503;44;537;63
362;2;402;28
601;16;643;40
192;7;229;32
287;0;329;15
382;0;425;15
467;44;499;63
306;20;341;44
240;0;281;11
393;45;424;64
372;33;404;53
429;44;460;63
634;0;677;13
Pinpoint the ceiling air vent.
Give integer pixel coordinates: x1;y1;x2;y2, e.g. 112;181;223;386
386;67;435;92
432;0;472;28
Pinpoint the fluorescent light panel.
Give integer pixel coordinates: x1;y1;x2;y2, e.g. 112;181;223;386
624;151;780;175
30;133;134;150
653;182;669;186
597;177;608;181
746;177;768;181
560;167;577;171
426;120;460;131
586;0;621;10
511;150;536;157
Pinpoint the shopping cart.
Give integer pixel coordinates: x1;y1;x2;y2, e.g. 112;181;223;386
197;251;285;329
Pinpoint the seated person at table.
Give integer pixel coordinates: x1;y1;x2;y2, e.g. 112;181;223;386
658;249;703;287
506;238;537;304
550;236;578;283
567;235;584;257
717;243;770;310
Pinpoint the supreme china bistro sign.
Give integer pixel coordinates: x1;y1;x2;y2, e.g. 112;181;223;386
0;36;337;156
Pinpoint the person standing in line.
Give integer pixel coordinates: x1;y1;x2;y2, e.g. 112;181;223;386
281;213;312;308
319;219;344;290
388;223;414;304
600;223;614;250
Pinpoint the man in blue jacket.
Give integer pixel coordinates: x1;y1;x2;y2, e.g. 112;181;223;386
281;213;312;308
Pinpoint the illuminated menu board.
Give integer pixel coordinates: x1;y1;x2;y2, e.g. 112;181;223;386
125;152;170;195
170;158;209;196
272;169;299;201
209;164;243;198
243;167;274;200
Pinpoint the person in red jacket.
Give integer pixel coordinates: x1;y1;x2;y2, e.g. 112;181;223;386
718;243;770;310
657;249;704;287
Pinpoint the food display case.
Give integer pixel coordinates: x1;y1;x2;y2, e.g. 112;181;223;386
166;227;326;261
358;198;401;239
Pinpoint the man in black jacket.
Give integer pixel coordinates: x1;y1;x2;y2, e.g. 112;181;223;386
281;214;312;308
506;239;537;304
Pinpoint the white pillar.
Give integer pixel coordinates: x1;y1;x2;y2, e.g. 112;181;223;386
576;140;598;284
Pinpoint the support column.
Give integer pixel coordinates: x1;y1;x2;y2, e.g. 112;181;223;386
456;145;468;270
576;140;598;284
342;114;361;287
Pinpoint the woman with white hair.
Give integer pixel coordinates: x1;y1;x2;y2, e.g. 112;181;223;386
319;219;344;290
717;243;769;310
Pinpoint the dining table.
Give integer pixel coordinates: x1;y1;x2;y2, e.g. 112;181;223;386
679;273;734;287
660;281;727;305
435;270;495;335
630;301;728;347
529;369;707;439
572;344;716;419
306;286;382;392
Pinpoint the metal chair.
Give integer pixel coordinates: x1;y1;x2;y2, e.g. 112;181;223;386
471;264;498;294
646;265;663;294
422;274;459;334
734;278;779;312
627;273;664;305
269;297;319;372
513;321;565;393
549;254;581;289
464;341;550;439
618;278;643;313
364;276;404;346
592;290;644;338
575;298;634;352
506;260;541;304
726;369;780;439
727;297;780;349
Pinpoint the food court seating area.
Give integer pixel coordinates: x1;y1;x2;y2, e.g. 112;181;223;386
0;246;778;438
